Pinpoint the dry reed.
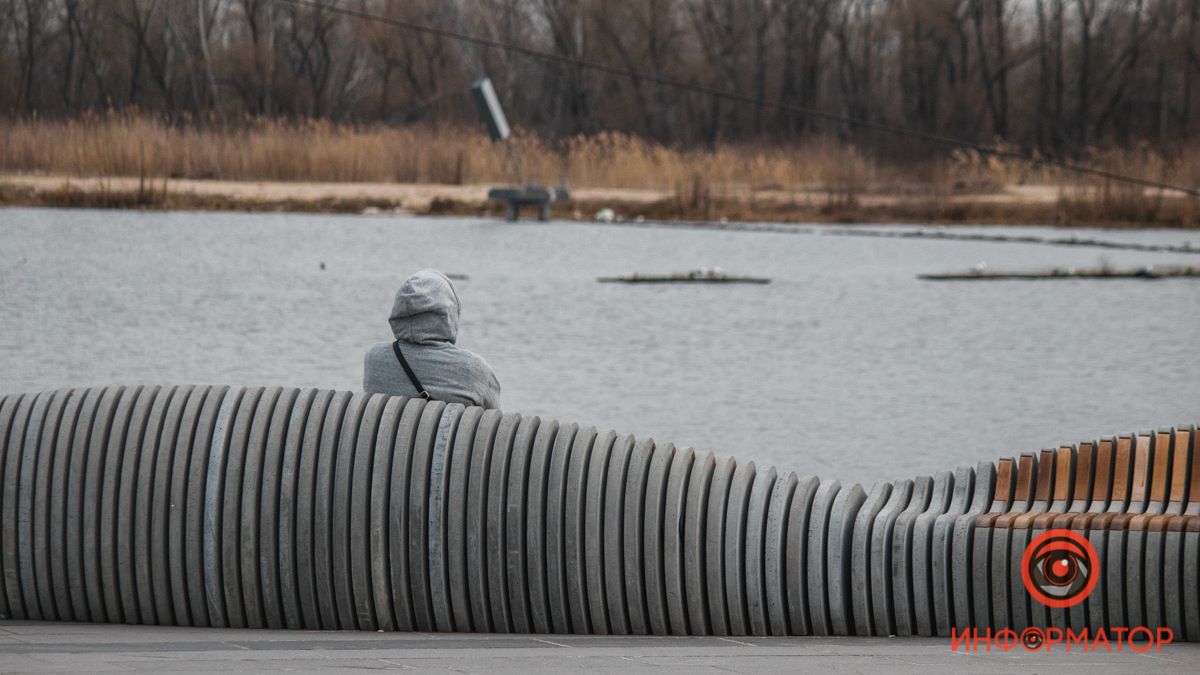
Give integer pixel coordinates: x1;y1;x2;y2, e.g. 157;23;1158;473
0;112;992;191
3;112;1198;227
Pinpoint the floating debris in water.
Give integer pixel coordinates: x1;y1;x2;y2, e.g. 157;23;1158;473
827;227;1200;255
598;268;770;284
918;265;1200;281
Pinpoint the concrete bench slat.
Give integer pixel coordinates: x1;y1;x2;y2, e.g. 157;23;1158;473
704;454;735;635
683;450;716;635
0;394;18;620
365;394;405;631
347;393;388;630
242;387;284;628
428;402;466;632
945;462;994;635
785;474;820;636
34;390;74;621
177;387;221;627
293;389;333;629
621;437;655;635
806;479;841;636
0;393;29;619
602;434;635;634
549;422;581;634
465;409;503;632
723;459;756;636
486;412;521;632
873;478;916;636
581;428;611;634
443;404;480;631
826;482;866;636
743;463;777;636
64;388;104;623
643;441;675;635
661;446;694;636
850;480;891;636
763;471;798;636
523;417;558;634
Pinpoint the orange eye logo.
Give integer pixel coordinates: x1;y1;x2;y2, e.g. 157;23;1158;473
1021;528;1099;608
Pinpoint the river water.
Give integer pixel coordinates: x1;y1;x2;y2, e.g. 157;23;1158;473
1;208;1197;484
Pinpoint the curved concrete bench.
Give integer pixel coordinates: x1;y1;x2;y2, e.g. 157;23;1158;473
0;386;1195;639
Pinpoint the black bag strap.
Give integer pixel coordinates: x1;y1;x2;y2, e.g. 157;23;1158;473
392;340;431;400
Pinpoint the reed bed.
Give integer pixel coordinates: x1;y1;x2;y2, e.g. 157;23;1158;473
2;113;1198;227
0;112;963;191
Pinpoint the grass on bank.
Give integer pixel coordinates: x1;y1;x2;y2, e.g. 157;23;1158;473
1;112;1198;227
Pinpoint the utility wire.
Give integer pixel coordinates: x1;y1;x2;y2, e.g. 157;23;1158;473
274;0;1200;198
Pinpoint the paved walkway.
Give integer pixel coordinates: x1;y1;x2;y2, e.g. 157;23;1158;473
1;621;1197;673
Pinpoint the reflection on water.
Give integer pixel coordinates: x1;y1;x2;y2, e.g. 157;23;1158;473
1;208;1197;484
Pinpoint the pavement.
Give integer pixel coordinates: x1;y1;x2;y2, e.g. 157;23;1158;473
0;621;1198;673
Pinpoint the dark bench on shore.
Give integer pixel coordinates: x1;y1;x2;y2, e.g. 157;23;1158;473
488;186;569;221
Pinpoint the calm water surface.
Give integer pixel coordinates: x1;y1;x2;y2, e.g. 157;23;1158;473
1;208;1197;484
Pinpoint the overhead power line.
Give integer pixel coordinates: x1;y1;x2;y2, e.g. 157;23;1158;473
274;0;1200;198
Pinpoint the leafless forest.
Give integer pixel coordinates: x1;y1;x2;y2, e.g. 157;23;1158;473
2;0;1197;156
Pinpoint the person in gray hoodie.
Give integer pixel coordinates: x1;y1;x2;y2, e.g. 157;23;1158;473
363;269;501;409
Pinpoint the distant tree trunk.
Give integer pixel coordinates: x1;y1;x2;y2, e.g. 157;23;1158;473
970;0;1006;138
1075;0;1095;147
1035;0;1050;150
62;0;81;108
196;0;220;110
992;0;1009;138
1184;1;1197;140
16;0;45;112
1053;0;1066;150
1094;0;1143;144
751;0;773;135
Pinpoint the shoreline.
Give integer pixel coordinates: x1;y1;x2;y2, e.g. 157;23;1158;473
3;173;1198;229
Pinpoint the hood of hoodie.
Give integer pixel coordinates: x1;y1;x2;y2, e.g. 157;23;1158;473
388;269;460;345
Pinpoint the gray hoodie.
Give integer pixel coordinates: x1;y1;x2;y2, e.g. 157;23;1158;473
363;270;501;409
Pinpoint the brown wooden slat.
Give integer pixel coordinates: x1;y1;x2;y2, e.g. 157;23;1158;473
1035;446;1078;528
1087;438;1133;531
1153;429;1194;531
1012;449;1058;529
1109;434;1153;530
975;458;1015;528
1186;428;1200;507
1013;453;1035;502
1073;442;1095;504
1111;436;1133;501
1130;433;1152;503
1052;443;1098;529
1170;429;1190;502
1135;432;1177;531
992;453;1037;529
1090;439;1114;504
1149;431;1173;503
993;458;1013;503
1034;448;1056;503
1053;446;1075;503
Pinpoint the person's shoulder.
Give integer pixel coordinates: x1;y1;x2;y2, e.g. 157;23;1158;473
364;341;393;362
446;344;498;388
454;347;497;378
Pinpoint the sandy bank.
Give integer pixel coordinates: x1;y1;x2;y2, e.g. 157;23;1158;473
2;173;1195;228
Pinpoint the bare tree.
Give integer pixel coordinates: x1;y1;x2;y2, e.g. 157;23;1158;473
0;0;1196;156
